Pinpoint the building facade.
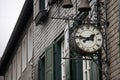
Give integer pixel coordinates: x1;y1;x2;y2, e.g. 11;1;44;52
0;0;120;80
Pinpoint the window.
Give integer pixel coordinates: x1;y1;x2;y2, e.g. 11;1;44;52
83;57;91;80
34;0;49;25
37;32;101;80
61;42;100;80
34;0;40;17
17;46;22;80
5;71;8;80
45;44;54;80
83;57;100;80
61;40;70;80
8;65;12;80
61;41;66;80
37;41;62;80
61;40;83;80
38;56;45;80
28;26;33;62
61;23;100;80
39;0;45;10
34;0;49;17
35;44;55;80
22;36;27;72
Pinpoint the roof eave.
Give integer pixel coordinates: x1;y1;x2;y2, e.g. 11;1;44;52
0;0;33;75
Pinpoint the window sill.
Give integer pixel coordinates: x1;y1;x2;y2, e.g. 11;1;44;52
34;9;48;25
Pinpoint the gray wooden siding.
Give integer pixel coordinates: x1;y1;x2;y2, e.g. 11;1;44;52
33;3;77;62
33;0;120;80
32;0;78;79
3;0;120;80
107;0;120;80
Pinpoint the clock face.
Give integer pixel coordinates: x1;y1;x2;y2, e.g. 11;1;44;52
74;24;103;53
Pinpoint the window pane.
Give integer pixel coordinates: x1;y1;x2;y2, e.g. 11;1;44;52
39;0;45;9
61;41;66;80
28;27;33;62
17;46;22;80
35;0;40;16
22;36;27;72
45;43;54;80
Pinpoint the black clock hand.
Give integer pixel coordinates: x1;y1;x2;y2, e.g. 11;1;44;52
89;34;95;41
75;35;87;39
75;34;95;43
83;34;95;43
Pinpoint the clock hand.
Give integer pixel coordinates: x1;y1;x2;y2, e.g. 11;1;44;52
75;34;95;43
89;34;95;41
75;35;87;39
83;34;95;43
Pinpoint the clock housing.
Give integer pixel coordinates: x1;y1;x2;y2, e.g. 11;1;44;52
70;24;103;55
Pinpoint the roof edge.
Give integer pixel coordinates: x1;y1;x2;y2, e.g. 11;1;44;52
0;0;33;75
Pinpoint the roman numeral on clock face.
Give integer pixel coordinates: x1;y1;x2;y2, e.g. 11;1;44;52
96;44;100;47
96;33;100;35
74;24;103;53
98;39;102;41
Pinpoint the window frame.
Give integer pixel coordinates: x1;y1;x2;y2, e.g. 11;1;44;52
17;46;22;80
27;25;33;62
22;35;27;72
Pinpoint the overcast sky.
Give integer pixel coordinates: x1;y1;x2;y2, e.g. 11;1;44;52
0;0;25;57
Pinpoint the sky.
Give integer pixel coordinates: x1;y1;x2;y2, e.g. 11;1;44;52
0;0;25;57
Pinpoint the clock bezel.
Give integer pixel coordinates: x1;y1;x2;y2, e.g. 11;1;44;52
70;24;103;55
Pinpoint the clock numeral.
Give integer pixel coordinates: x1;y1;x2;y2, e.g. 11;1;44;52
87;49;90;52
98;39;102;41
76;42;80;45
96;33;100;35
75;36;79;39
82;47;85;50
86;26;90;29
96;44;100;47
93;48;96;51
92;27;95;31
81;27;84;30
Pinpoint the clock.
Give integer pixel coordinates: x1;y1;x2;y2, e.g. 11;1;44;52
71;24;103;55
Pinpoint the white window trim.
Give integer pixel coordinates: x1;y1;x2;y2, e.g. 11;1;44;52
61;41;66;80
22;35;27;72
28;26;33;62
83;57;91;80
17;46;22;80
